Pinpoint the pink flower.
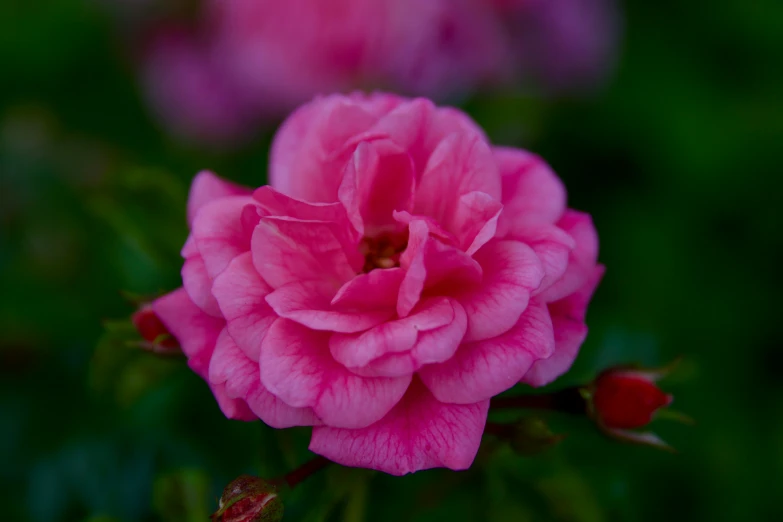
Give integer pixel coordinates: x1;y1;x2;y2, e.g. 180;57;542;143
139;0;507;144
153;93;603;475
490;0;621;93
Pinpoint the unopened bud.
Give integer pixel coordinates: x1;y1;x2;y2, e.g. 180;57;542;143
131;304;180;354
211;475;283;522
584;360;688;450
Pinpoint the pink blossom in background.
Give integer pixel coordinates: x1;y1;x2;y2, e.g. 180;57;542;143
490;0;621;93
153;93;603;475
137;0;618;145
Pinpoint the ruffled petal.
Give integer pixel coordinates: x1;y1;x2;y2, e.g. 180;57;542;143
511;223;575;296
523;265;604;386
212;252;275;361
353;300;468;378
457;240;544;342
251;216;361;290
419;299;554;404
152;287;225;378
329;297;458;369
452;191;503;255
331;268;405;311
269;96;383;203
187;170;252;226
253;186;357;241
260;319;411;429
414;133;502;230
209;329;320;427
539;210;599;302
494;147;566;237
181;254;222;317
309;379;489;475
210;382;256;421
337;139;415;236
191;196;256;279
397;219;483;317
266;280;395;333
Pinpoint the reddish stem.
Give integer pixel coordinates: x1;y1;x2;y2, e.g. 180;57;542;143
283;456;332;489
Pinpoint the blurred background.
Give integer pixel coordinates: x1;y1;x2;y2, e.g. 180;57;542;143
1;0;782;521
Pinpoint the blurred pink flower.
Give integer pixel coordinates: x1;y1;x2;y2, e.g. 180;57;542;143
491;0;621;93
153;93;602;474
137;0;618;144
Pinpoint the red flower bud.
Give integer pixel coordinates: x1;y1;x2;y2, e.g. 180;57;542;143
211;475;283;522
584;361;687;451
131;304;180;353
592;371;672;429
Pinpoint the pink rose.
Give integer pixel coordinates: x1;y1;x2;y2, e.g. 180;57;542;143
154;93;603;475
136;0;618;145
137;0;509;144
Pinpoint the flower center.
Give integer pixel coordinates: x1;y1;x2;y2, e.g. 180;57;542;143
358;230;409;273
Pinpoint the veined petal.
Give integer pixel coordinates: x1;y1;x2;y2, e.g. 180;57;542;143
266;279;395;333
212;252;275;361
309;379;489;475
494;147;566;237
457;240;544;342
419;299;554;404
153;287;225;378
191;196;256;279
187;170;251;226
251;216;361;289
259;319;411;429
209;329;320;427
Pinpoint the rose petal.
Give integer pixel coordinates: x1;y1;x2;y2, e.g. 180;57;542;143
269;96;382;202
192;196;256;279
338;139;415;236
309;378;489;475
419;299;554;404
251;216;361;289
260;319;411;429
356;300;468;378
181;254;222;317
212;252;275;361
539;210;599;302
414;133;502;229
187;170;251;226
397;220;483;318
266;279;395;333
211;382;256;421
329;297;457;368
331;267;405;310
457;240;544;342
523;265;604;386
152;287;225;378
511;223;575;296
452;191;503;255
494;147;566;237
209;329;320;427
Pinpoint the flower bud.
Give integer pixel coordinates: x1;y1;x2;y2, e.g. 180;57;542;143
592;371;672;429
211;475;283;522
583;361;685;450
131;304;180;354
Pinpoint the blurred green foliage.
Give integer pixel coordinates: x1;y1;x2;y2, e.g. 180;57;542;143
2;0;782;521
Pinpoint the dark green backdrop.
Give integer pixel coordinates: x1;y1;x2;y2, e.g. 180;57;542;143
2;0;781;521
